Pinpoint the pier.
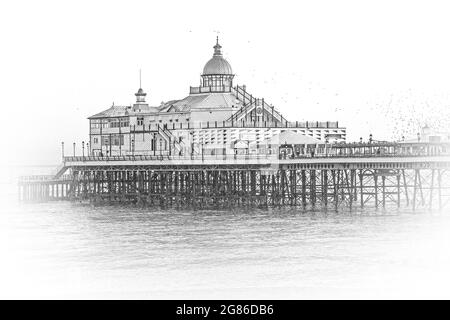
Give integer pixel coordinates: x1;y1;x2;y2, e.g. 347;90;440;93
17;39;450;211
18;175;72;202
18;142;450;210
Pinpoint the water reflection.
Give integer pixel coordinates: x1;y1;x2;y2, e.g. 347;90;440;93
1;166;450;298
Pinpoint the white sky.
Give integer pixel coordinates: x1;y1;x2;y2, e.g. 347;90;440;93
1;0;450;165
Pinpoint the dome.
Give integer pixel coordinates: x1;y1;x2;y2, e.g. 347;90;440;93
203;57;233;75
202;37;233;75
135;87;147;104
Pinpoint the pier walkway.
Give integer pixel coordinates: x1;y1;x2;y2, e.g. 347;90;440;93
18;142;450;210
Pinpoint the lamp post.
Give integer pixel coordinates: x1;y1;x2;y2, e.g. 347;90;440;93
169;137;171;156
359;137;363;155
201;139;204;162
109;133;112;157
82;141;85;158
153;133;156;156
189;131;194;159
61;142;64;160
86;142;89;156
73;142;76;157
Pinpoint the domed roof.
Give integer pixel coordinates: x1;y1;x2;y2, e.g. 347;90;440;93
203;57;233;75
202;37;233;75
135;88;147;97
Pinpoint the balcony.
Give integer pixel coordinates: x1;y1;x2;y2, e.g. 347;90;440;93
189;86;232;94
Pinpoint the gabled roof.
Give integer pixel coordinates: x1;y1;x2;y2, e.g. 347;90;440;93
164;93;241;112
88;92;241;118
88;105;130;119
234;140;249;148
265;131;322;145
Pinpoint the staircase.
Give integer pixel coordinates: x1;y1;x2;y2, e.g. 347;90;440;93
157;125;185;154
53;163;68;179
229;85;257;123
228;85;287;124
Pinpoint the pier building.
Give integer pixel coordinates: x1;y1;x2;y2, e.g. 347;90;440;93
403;125;450;144
88;38;346;157
17;39;450;211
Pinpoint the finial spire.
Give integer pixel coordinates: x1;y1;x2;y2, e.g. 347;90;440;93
213;37;222;56
135;69;147;103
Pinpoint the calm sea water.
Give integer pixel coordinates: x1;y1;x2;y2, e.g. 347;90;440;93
1;165;450;299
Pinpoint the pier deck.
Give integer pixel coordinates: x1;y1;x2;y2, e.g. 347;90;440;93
18;142;450;210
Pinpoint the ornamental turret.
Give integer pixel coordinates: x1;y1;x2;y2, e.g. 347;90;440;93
201;37;234;89
132;71;149;111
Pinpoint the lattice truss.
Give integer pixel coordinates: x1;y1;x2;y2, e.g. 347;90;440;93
66;166;450;210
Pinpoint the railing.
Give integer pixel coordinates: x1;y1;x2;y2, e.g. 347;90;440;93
19;143;450;183
63;152;450;164
228;86;257;123
189;86;232;94
193;120;340;129
157;125;185;153
228;85;289;124
94;120;341;132
278;152;450;160
18;174;72;182
63;142;450;163
278;141;450;159
260;99;288;124
64;154;279;162
233;85;255;105
19;143;450;184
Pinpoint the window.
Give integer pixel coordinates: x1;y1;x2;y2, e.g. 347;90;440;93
109;119;121;128
90;120;101;129
137;117;144;126
93;137;98;144
102;135;124;146
112;134;124;146
101;136;109;145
